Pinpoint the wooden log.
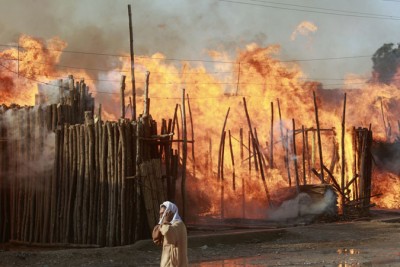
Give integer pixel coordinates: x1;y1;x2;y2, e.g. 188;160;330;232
187;94;196;179
220;131;226;219
128;4;136;120
50;127;61;243
301;125;307;185
120;75;126;119
116;122;121;246
248;131;251;175
51;104;57;131
218;108;230;180
313;91;325;183
277;99;290;184
228;130;235;190
94;119;100;244
106;122;113;246
172;104;180;159
181;89;188;220
118;122;126;245
98;123;108;246
270;102;274;168
341;93;347;212
111;122;118;246
292;119;300;193
88;115;96;244
144;72;150;117
243;97;271;206
380;98;388;140
134;121;143;241
240;128;245;219
82;122;90;244
254;128;267;171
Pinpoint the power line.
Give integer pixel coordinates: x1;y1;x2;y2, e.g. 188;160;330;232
219;0;400;21
1;41;373;65
250;0;400;19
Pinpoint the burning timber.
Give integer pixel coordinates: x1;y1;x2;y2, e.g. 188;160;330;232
0;75;182;246
0;73;377;247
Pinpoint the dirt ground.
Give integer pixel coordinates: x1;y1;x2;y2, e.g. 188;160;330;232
1;210;400;266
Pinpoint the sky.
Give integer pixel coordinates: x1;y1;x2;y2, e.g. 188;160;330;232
1;0;400;88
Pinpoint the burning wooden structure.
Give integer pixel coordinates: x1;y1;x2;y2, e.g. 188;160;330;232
0;75;184;246
214;93;374;221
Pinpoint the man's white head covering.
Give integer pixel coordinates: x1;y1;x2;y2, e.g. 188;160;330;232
158;201;182;224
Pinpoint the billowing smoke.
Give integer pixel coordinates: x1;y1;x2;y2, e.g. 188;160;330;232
0;107;55;186
268;189;336;221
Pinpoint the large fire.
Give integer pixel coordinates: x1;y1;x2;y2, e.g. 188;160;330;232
1;35;400;216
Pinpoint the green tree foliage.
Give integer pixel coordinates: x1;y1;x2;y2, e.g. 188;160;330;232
372;43;400;84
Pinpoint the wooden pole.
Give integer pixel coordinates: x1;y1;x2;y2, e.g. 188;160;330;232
220;131;226;219
228;130;235;190
240;128;245;218
120;75;126;119
285;129;291;187
127;4;136;120
313;91;325;183
181;89;187;220
218;108;230;180
380;98;388;140
277;99;290;184
243;97;271;206
292;119;300;193
187;94;196;179
341;93;347;213
302;125;307;185
270;102;274;168
144;71;150;117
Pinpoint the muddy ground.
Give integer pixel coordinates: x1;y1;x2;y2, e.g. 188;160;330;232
1;210;400;266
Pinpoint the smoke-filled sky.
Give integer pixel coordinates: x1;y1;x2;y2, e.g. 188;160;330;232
1;0;400;88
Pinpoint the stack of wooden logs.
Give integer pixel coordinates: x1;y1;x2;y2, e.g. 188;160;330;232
344;127;373;216
0;74;181;246
35;75;95;127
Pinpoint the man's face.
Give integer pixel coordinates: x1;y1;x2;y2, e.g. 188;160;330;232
159;206;166;219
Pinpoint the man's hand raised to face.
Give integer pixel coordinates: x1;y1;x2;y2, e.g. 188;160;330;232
162;210;174;224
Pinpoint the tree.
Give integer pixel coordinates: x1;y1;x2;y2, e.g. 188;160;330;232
372;43;400;85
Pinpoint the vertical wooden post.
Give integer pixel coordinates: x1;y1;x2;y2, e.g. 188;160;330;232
285;129;291;187
218;108;230;180
313;91;324;183
120;75;126;119
240;128;245;219
220;131;226;219
277;99;290;184
187;94;196;179
143;72;150;117
380;98;388;141
292;119;300;193
302;125;307;185
228;130;235;190
243;97;271;206
341;93;347;213
270;102;274;168
127;4;136;120
181;89;187;220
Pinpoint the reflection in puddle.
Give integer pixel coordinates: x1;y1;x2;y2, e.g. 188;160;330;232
337;248;360;255
192;256;267;267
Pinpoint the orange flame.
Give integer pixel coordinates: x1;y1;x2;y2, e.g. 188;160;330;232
2;35;400;214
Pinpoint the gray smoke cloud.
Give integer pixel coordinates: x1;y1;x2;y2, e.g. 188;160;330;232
0;0;398;88
268;189;336;221
0;107;55;184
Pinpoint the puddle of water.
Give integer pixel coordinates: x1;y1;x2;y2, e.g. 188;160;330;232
337;248;360;255
191;256;267;267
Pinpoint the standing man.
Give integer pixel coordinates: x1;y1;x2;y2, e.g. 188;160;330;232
153;201;188;267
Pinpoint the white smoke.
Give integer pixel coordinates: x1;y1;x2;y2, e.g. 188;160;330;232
268;189;336;221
